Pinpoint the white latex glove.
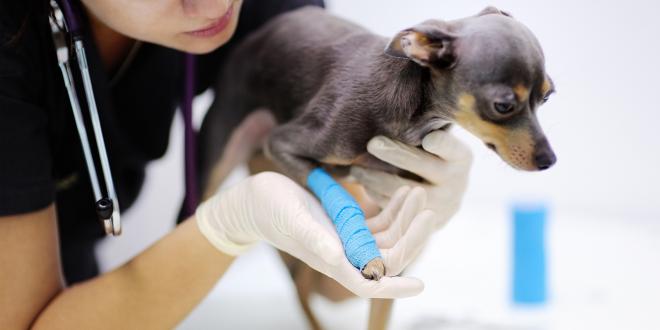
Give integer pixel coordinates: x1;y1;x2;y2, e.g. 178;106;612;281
196;171;435;298
352;130;473;231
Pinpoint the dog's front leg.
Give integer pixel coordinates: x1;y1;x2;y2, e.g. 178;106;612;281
265;121;386;280
264;122;322;184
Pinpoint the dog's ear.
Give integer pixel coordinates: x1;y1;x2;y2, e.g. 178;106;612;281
385;21;457;69
477;6;513;18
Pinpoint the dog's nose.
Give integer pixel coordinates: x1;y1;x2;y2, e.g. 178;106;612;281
534;149;556;170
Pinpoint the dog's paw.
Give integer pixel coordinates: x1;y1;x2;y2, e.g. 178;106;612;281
361;257;385;280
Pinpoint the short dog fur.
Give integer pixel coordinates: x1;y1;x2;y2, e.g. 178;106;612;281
198;5;556;329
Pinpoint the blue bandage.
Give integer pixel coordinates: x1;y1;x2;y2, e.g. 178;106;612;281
307;168;381;270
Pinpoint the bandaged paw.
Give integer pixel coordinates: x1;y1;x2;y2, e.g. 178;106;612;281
306;168;383;279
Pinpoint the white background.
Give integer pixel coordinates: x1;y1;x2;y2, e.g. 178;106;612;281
96;0;660;329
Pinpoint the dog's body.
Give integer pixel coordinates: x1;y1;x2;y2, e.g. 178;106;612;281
200;5;556;194
198;5;556;329
200;7;441;184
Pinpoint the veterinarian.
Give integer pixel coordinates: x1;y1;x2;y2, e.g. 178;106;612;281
0;0;472;328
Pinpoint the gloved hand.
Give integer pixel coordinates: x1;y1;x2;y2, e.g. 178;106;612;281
352;129;473;233
196;171;435;298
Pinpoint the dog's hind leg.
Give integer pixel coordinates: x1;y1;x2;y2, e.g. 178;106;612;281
245;153;326;330
368;298;394;330
264;121;324;185
278;251;323;330
201;109;276;200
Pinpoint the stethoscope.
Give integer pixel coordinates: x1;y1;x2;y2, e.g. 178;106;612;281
48;0;200;236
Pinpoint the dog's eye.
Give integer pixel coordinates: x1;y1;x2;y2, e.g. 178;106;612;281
494;102;515;114
542;95;550;103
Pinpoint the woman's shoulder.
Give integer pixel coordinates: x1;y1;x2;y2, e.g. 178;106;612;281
0;2;58;217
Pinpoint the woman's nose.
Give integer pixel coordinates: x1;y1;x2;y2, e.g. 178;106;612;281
183;0;232;19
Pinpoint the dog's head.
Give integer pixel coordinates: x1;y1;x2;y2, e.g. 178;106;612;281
385;6;556;171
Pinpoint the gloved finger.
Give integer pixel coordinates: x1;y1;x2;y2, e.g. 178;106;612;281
428;193;461;230
421;130;473;164
373;187;427;249
333;258;425;298
381;210;436;276
347;274;425;299
351;166;420;200
366;185;411;233
363;186;391;209
367;136;449;184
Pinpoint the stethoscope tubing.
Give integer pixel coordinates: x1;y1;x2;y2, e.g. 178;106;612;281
50;0;121;235
49;0;200;235
74;38;122;235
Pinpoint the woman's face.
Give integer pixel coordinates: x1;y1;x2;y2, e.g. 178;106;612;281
80;0;244;54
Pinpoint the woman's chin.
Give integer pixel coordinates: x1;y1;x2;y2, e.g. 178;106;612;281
175;23;239;54
182;40;229;54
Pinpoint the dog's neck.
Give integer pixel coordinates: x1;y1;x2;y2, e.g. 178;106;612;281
371;55;453;146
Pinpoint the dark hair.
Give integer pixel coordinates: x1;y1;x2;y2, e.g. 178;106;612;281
3;0;51;47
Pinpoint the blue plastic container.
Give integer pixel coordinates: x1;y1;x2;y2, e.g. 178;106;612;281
511;202;548;305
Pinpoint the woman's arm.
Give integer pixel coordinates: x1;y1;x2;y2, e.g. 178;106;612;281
0;206;62;329
2;169;436;329
0;203;234;329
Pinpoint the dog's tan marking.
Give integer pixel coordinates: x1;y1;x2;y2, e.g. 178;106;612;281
513;84;530;102
541;79;552;96
454;93;536;170
415;33;429;44
320;155;354;166
455;94;508;142
402;32;431;63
